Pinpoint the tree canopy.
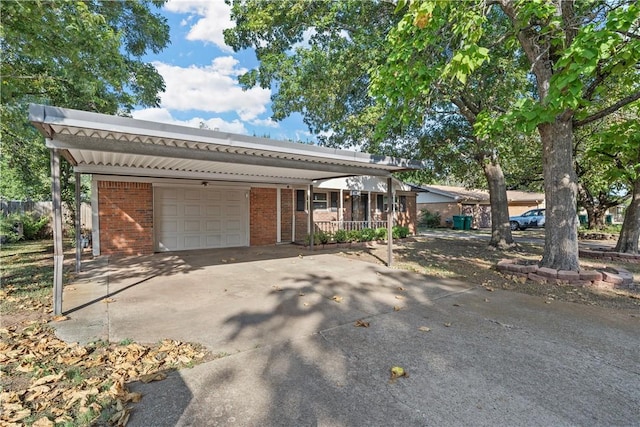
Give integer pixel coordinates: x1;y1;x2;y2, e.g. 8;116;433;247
1;0;170;201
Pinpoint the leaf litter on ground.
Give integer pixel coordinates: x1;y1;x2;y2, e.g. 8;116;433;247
0;320;207;426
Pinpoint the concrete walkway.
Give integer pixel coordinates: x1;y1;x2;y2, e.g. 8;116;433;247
55;246;640;426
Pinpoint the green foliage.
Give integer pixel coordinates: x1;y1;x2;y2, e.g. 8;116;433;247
334;229;348;243
1;0;170;201
306;231;331;245
374;227;388;240
347;230;361;243
0;213;49;242
359;228;376;242
392;226;410;239
419;210;441;228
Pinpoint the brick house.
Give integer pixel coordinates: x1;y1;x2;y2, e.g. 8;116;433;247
30;104;422;263
414;184;545;228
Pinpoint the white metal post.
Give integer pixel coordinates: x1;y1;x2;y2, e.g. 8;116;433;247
50;148;64;315
75;172;81;272
387;177;393;267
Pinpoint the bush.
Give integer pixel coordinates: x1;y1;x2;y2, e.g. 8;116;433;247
305;231;331;245
334;229;348;243
360;228;376;242
347;230;361;243
0;213;49;243
392;225;409;239
374;227;387;240
419;209;441;228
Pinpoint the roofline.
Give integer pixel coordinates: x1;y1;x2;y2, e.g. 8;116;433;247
29;104;425;172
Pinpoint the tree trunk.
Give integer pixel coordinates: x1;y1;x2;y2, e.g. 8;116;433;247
482;159;514;248
539;120;580;271
615;177;640;253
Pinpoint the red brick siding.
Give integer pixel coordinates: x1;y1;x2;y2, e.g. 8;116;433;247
250;188;277;245
295;211;308;243
281;189;293;242
396;194;417;234
98;181;153;255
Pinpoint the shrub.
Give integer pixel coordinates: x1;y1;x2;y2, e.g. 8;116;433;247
347;229;361;242
305;231;330;246
0;213;49;243
374;227;387;240
419;209;441;228
392;225;409;239
334;229;348;243
360;228;376;242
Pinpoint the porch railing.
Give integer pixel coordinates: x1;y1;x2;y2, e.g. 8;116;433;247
314;220;388;234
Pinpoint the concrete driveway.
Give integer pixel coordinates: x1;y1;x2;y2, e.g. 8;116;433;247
56;246;640;426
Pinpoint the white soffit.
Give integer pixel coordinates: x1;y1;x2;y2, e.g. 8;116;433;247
29;104;424;183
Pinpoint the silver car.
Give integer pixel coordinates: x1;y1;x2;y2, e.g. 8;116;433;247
509;209;545;231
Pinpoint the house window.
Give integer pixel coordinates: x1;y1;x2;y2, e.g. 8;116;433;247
313;192;328;210
296;190;306;211
376;194;384;212
330;192;339;210
399;195;407;213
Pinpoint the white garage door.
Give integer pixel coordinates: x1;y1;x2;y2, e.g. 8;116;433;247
154;186;248;252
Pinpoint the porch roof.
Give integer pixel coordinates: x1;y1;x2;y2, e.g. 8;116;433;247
29;104;424;184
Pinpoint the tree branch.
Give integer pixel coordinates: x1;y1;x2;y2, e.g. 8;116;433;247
574;91;640;127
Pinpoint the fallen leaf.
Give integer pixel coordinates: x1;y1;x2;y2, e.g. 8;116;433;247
221;259;228;263
485;287;494;292
444;322;452;327
394;295;404;300
418;326;431;332
397;286;405;291
393;306;402;311
452;303;461;307
484;298;490;302
390;366;408;381
298;292;305;296
102;298;115;304
332;295;343;303
52;315;69;322
32;416;55;427
138;372;167;383
354;320;370;328
303;302;309;307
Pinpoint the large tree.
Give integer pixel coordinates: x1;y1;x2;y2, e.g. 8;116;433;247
225;0;542;248
378;0;639;271
1;0;170;202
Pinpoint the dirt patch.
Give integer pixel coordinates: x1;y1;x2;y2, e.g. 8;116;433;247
336;235;640;312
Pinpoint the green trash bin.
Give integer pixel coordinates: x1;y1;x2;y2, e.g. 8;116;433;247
452;215;464;230
578;215;587;225
463;215;472;230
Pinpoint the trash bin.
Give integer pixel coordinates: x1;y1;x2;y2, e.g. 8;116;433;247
578;215;587;225
452;215;464;230
605;214;612;225
463;215;472;230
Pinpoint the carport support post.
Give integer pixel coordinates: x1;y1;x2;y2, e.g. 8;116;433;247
75;172;81;272
387;177;393;267
309;184;314;251
50;147;64;315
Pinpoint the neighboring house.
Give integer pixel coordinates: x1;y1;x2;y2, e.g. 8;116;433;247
415;185;544;228
29;105;422;258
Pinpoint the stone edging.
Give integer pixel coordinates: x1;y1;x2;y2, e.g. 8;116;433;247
579;249;640;263
497;260;637;291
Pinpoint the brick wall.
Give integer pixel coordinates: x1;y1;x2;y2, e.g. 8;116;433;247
250;188;277;245
98;181;153;255
396;194;417;234
281;189;293;242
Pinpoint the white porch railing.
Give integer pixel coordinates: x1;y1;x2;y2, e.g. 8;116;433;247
314;220;388;234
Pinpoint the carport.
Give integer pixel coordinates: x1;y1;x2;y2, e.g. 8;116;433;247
28;104;423;314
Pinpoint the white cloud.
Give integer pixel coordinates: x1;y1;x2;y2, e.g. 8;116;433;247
153;57;271;121
165;0;234;52
132;108;248;134
250;118;279;128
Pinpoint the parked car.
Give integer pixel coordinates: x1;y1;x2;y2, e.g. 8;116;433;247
509;209;545;230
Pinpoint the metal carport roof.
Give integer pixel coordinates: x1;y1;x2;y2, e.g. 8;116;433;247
28;104;423;184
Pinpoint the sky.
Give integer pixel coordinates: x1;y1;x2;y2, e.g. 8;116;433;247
132;0;314;142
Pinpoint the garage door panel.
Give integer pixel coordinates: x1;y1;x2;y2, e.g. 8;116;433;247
155;187;248;251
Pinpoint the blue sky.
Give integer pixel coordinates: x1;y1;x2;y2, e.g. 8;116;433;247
132;0;313;142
